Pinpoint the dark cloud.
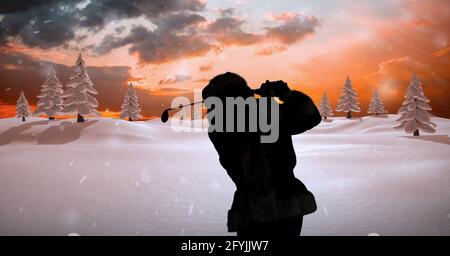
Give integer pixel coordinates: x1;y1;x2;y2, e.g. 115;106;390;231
93;10;321;64
95;24;214;64
264;13;321;44
0;51;193;117
0;2;80;48
0;0;206;48
0;0;76;14
207;16;262;46
159;74;191;85
1;2;321;65
94;9;265;64
218;7;235;17
80;0;206;30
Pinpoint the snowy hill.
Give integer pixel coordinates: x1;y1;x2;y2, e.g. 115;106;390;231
0;115;449;235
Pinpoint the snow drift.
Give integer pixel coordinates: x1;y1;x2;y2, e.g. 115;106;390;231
0;115;449;235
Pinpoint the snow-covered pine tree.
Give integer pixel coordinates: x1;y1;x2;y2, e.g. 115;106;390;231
120;83;142;121
394;73;436;136
319;92;333;120
367;89;387;116
16;91;32;122
335;75;361;119
33;67;64;120
62;53;99;122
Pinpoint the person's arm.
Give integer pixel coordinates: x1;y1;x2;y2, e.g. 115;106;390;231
257;80;321;135
279;90;322;135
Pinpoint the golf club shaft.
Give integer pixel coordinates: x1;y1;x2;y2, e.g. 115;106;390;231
166;101;204;111
164;89;260;112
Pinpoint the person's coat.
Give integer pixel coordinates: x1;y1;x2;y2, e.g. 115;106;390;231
207;90;322;232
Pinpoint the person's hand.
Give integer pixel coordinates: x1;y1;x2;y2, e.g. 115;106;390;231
257;80;292;100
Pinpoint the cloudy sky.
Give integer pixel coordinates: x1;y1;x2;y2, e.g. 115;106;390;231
0;0;448;118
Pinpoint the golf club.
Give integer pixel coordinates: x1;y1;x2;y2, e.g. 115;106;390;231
160;101;204;123
160;89;263;123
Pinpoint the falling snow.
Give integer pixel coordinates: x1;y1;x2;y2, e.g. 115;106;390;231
79;175;87;184
188;203;194;216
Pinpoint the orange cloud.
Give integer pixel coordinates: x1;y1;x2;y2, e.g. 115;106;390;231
199;62;213;72
255;45;287;56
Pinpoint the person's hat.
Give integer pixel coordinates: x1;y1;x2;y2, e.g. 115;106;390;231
202;72;253;100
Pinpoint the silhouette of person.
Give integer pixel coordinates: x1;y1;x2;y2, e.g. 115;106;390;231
202;72;322;236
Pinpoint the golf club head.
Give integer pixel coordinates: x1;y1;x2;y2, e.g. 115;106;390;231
161;109;169;123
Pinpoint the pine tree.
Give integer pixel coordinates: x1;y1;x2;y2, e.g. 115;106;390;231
62;53;99;122
120;83;142;121
394;73;436;136
367;89;387;115
33;67;64;120
16;91;32;122
319;92;333;120
336;75;361;119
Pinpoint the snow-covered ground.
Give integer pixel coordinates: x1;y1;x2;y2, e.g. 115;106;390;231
0;115;449;236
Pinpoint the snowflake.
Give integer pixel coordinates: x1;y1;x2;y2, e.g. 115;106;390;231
323;207;329;216
79;175;87;184
188;203;194;216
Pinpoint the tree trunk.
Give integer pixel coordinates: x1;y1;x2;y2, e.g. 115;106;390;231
49;116;55;120
128;117;132;122
77;113;85;123
22;116;25;122
413;129;420;136
347;111;352;119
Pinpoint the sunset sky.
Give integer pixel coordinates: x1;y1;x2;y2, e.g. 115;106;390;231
0;0;449;118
